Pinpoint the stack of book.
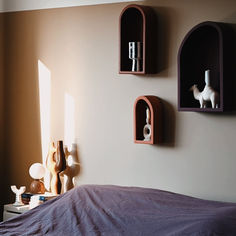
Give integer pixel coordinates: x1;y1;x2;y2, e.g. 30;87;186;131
21;193;33;205
21;192;57;209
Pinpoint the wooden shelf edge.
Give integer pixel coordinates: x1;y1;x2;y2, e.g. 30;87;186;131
178;107;223;112
119;70;145;75
134;140;154;144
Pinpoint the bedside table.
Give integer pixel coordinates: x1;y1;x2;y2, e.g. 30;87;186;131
3;204;30;221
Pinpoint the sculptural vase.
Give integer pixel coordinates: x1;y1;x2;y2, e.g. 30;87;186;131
46;140;66;195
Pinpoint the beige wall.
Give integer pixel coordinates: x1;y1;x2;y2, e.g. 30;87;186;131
0;0;140;12
2;0;236;203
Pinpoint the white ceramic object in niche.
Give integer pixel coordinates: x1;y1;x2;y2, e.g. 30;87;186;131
143;107;151;141
189;70;219;108
129;42;142;72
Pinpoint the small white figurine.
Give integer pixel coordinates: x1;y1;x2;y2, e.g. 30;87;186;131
11;185;26;206
189;70;219;108
143;107;151;141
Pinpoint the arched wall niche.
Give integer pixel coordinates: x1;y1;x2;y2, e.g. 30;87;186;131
134;96;162;144
119;4;157;74
178;21;233;112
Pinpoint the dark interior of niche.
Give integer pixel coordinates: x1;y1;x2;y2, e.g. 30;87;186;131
135;100;150;141
180;26;220;108
121;8;143;71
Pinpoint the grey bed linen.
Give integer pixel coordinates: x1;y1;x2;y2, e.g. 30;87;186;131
1;185;236;236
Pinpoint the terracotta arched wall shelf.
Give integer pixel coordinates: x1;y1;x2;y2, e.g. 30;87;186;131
134;96;162;144
178;21;233;112
119;4;156;74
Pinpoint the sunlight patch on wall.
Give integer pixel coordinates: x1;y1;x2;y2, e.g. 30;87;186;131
38;60;51;164
64;93;75;149
38;60;51;190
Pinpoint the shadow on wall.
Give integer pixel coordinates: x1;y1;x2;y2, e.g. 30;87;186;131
159;99;176;147
0;12;11;220
2;11;43;207
228;23;236;111
153;6;177;74
145;5;178;76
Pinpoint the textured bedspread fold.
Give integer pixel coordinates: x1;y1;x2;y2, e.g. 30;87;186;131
1;185;236;235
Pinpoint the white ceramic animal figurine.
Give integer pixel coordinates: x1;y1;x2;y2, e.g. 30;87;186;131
189;70;219;108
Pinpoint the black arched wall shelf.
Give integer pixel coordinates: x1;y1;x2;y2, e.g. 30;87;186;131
134;96;162;144
178;21;233;112
119;4;156;74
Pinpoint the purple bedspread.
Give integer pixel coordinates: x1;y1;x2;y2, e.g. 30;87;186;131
1;185;236;235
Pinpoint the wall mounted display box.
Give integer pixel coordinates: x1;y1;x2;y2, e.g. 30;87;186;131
134;96;162;144
119;4;157;74
178;21;233;112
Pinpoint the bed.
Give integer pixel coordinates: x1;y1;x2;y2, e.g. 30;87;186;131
1;184;236;235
